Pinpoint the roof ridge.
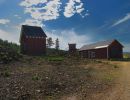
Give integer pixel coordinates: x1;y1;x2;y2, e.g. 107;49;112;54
79;39;116;51
21;25;47;37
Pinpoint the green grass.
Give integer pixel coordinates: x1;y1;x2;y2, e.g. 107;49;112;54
39;56;65;62
47;57;64;61
123;53;130;59
32;73;41;81
1;71;11;77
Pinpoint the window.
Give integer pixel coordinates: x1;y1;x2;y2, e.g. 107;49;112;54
88;51;95;58
91;52;95;58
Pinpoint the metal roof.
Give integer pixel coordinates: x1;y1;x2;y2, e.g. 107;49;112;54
21;25;47;37
79;39;117;51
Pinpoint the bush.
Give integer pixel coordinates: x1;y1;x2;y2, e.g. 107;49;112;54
32;74;40;81
1;71;10;77
0;39;21;64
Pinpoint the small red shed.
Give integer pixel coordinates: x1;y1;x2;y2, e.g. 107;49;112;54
79;39;123;59
68;43;77;53
20;25;47;55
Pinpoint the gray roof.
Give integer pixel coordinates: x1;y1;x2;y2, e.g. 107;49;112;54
21;25;47;37
79;39;120;51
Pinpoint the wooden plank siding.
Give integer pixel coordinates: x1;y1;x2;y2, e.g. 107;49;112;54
21;37;46;55
108;40;123;59
79;39;123;59
20;25;47;55
79;48;108;59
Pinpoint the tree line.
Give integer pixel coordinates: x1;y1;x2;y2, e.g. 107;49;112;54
46;37;59;50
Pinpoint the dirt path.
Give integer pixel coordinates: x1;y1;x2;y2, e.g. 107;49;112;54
118;62;130;100
105;61;130;100
61;61;130;100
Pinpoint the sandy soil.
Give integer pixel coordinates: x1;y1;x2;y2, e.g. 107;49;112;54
63;61;130;100
116;62;130;100
101;61;130;100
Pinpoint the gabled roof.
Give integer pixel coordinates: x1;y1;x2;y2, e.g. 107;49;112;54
21;25;47;37
79;39;123;51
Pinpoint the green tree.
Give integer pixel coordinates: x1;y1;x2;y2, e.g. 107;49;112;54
47;37;54;48
55;38;59;50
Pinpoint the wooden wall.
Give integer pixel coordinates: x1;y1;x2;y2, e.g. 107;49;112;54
20;36;46;55
109;41;123;59
79;48;108;59
79;41;123;59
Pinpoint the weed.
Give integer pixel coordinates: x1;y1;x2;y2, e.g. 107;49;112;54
114;65;119;68
96;60;102;63
32;74;40;81
1;71;10;77
47;56;64;61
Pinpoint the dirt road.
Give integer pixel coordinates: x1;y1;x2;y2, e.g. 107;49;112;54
118;62;130;100
103;62;130;100
61;62;130;100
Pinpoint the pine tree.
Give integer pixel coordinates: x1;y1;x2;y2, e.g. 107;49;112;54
47;37;54;48
55;38;59;50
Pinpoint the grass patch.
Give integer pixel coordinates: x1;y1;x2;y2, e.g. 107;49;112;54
113;65;119;68
1;70;10;77
36;56;65;62
48;57;64;61
104;75;113;82
32;74;40;81
110;58;130;61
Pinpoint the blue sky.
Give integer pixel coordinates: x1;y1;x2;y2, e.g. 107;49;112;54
0;0;130;51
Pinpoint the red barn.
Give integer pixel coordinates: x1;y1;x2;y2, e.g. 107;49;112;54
20;25;47;55
79;39;123;59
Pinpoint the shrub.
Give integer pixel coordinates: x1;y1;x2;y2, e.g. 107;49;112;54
32;74;40;81
1;71;10;77
0;38;21;64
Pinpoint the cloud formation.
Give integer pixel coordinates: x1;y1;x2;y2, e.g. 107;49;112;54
64;0;86;18
47;30;91;50
0;19;10;25
112;13;130;27
124;43;130;52
20;0;88;24
0;29;19;43
20;0;61;21
21;19;43;27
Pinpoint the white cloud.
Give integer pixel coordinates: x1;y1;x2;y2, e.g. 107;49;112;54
20;0;61;21
20;0;47;7
0;29;19;44
112;13;130;27
64;0;75;17
64;0;87;18
0;19;10;25
21;19;43;27
124;43;130;52
20;0;88;25
46;30;91;50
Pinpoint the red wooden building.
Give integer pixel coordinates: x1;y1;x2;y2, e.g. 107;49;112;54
79;39;123;59
20;25;47;55
68;43;77;53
